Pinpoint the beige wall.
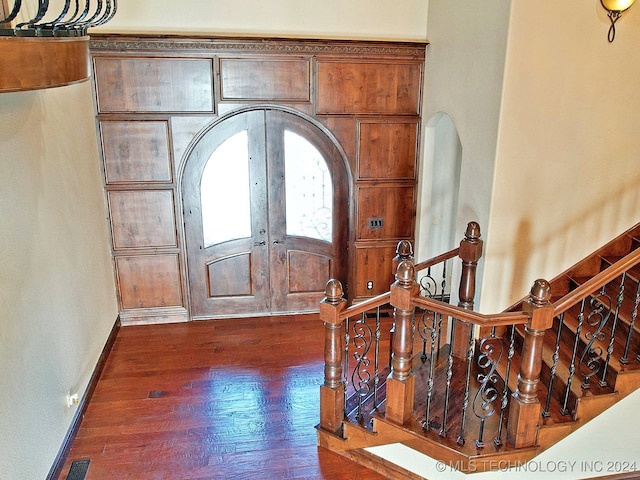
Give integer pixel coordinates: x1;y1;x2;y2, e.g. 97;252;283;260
421;0;640;312
93;0;428;41
0;83;118;478
419;0;512;303
484;0;640;311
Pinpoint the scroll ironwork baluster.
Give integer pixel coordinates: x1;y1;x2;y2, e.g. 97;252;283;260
543;313;565;417
600;274;625;387
439;318;456;437
473;332;502;448
495;324;515;446
351;313;373;421
457;321;476;445
580;286;611;389
561;299;586;415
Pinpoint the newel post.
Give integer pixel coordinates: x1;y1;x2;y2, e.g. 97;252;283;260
386;260;419;424
319;279;347;434
507;279;554;448
453;221;483;357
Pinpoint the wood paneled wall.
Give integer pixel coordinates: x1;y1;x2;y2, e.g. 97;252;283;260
90;35;426;323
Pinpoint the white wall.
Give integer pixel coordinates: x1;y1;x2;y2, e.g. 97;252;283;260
484;1;640;311
0;83;119;479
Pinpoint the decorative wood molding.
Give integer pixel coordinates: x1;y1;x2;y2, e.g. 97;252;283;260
0;36;90;92
89;34;427;58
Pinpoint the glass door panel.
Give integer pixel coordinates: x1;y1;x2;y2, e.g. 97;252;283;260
201;130;252;247
284;130;333;242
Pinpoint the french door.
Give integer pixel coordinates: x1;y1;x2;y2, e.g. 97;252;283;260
182;108;348;319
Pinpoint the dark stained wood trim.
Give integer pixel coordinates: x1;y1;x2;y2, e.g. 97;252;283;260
89;34;427;59
46;317;121;480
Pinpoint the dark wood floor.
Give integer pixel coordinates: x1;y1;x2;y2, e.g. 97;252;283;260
57;314;387;480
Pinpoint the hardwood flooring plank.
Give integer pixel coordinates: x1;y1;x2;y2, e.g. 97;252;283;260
57;315;386;479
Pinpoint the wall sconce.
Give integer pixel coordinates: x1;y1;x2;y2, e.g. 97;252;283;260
601;0;635;42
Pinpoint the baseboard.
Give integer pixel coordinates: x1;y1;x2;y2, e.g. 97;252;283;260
46;316;121;480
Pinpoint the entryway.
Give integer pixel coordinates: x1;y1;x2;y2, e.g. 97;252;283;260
181;107;349;319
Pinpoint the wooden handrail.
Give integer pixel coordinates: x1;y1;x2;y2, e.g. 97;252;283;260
338;292;391;321
552;247;640;316
414;247;460;273
412;296;530;327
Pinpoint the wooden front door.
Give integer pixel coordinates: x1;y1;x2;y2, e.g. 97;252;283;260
182;108;348;319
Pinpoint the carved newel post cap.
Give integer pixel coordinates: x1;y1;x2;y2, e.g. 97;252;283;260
465;221;481;242
395;260;415;286
529;278;551;305
324;279;344;302
396;239;413;258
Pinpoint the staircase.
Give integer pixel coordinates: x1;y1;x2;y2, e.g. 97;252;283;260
316;222;640;478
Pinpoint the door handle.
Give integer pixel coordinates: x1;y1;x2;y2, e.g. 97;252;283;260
273;240;284;245
254;241;266;246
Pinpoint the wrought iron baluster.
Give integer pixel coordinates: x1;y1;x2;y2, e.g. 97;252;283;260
440;259;448;302
436;310;444;356
351;313;373;421
421;308;438;431
600;274;625;387
561;299;586;415
372;307;381;409
62;0;91;29
543;313;565;417
626;281;640;363
439;318;456;437
457;322;476;445
495;324;515;446
419;266;437;298
32;0;71;30
580;286;611;389
15;0;49;31
342;316;350;417
473;332;503;448
1;0;23;25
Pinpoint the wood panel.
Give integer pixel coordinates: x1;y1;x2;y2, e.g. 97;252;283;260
356;185;415;240
219;57;311;101
115;254;183;309
353;244;398;297
100;121;172;184
358;121;418;180
288;251;331;293
207;253;253;297
316;61;422;115
108;190;177;249
93;57;214;113
90;35;426;319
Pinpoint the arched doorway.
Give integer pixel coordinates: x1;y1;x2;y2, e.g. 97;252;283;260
416;112;462;287
181;107;349;319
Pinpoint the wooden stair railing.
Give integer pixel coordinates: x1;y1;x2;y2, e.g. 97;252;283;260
318;221;640;476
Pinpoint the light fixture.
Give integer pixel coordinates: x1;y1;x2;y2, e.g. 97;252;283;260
601;0;635;42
